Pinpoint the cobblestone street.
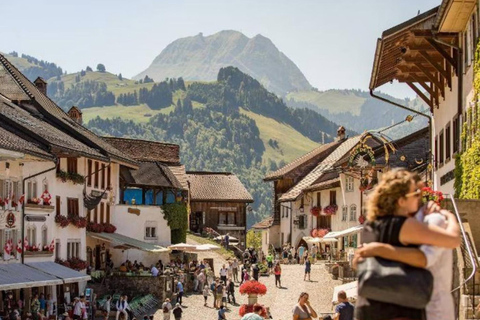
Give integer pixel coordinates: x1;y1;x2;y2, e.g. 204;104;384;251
152;243;342;320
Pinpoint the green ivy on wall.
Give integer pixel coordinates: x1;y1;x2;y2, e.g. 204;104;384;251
454;41;480;199
161;203;188;244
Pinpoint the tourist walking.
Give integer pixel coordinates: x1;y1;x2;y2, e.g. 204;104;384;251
161;298;172;320
274;262;282;288
73;297;82;320
232;258;239;282
176;280;184;305
203;284;209;307
31;294;40;320
354;169;460;320
220;264;228;284
292;292;318;320
46;294;55;318
172;303;182;320
197;270;206;292
266;253;273;273
218;306;227;320
304;258;311;281
211;280;218;307
334;291;354;320
241;304;264;320
297;244;306;264
252;264;259;281
311;244;318;263
227;278;236;304
215;281;224;309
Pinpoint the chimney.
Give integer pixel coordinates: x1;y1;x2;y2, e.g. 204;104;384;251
34;77;47;95
68;106;83;125
336;126;346;140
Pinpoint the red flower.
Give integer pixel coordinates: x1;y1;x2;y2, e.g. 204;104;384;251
310;206;321;217
55;215;70;228
421;187;444;205
239;281;267;296
310;228;318;237
323;204;338;215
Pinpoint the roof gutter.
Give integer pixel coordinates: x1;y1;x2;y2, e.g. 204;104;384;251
369;90;433;183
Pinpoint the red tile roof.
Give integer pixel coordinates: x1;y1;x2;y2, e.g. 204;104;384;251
103;137;180;164
251;216;274;230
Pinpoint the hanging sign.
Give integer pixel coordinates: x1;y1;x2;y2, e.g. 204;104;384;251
5;211;15;228
348;137;376;168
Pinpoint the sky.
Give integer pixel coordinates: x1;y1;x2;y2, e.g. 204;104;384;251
2;0;440;99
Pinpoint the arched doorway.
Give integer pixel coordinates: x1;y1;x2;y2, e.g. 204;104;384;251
296;238;308;249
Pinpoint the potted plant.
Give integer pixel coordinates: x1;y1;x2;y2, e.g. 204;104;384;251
239;280;267;305
310;206;321;217
55;215;70;228
323;204;338;215
69;215;87;228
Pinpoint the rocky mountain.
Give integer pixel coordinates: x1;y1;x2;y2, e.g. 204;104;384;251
134;30;312;96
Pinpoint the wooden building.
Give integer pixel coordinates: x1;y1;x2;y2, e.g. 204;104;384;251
186;172;253;249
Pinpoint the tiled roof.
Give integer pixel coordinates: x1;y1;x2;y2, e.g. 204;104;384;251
303;178;341;192
120;162;185;189
0;121;52;160
251;216;274;230
264;140;342;181
103;137;180;164
0;54;136;167
278;135;362;202
0;96;107;160
186;172;254;202
166;165;188;190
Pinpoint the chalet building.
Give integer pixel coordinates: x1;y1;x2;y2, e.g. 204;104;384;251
186;172;253;249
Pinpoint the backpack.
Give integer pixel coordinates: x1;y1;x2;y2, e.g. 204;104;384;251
210;283;216;291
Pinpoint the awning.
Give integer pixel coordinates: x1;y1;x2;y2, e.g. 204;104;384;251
27;262;91;284
87;232;170;253
0;263;63;290
333;281;357;303
324;225;364;239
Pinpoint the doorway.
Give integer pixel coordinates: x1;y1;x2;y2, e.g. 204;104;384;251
189;212;202;233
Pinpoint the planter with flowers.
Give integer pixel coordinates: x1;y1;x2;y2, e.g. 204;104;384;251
310;206;321;217
422;187;444;205
55;215;70;228
25;195;54;212
69;215;87;228
87;222;117;233
239;280;267;305
56;170;85;185
323;204;338;216
317;228;329;238
56;258;88;271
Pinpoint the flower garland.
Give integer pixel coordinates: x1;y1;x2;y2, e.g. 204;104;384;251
323;204;338;215
239;281;267;296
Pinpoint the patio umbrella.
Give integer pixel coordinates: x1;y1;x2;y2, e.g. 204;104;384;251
196;244;220;251
320;238;339;243
303;236;322;244
214;235;239;242
168;243;197;251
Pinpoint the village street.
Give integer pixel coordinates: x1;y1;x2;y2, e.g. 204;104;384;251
150;240;342;320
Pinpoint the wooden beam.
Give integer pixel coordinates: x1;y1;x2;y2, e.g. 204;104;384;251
407;82;433;109
426;38;457;69
411;75;435;97
419;50;449;79
414;63;444;96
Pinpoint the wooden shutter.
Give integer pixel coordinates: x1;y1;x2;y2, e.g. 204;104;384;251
94;162;99;188
100;202;104;223
87;160;92;186
56;196;61;216
106;203;110;224
107;166;111;189
101;164;106;189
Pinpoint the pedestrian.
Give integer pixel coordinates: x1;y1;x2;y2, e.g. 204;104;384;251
241;304;264;320
115;296;128;320
103;296;112;320
222;284;228;308
211;280;218;307
311;244;318;263
176;280;184;305
274;262;282;288
298;244;305;264
232;258;239;282
172;303;182;320
197;270;206;292
73;297;82;320
123;295;133;320
304;258;311;281
39;293;46;316
215;281;224;309
202;284;209;307
252;264;259;281
292;292;318;320
227;261;233;280
46;294;55;318
162;298;172;320
218;306;226;320
225;233;230;249
242;269;250;283
266;252;273;273
354;169;460;320
219;264;228;284
151;264;159;276
81;296;89;320
333;291;354;320
227;278;236;305
30;294;40;320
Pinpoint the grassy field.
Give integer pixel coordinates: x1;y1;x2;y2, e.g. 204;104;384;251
187;233;236;260
82;104;169;123
287;89;367;116
240;108;319;163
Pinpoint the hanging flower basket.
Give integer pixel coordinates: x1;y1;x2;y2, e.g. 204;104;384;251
323;204;338;215
421;187;444;205
239;280;267;296
310;228;318;237
310;206;321;217
55;215;70;228
358;215;366;224
317;228;329;238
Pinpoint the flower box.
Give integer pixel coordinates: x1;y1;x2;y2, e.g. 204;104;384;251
25;251;53;257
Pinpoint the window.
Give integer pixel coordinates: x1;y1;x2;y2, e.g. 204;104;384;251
145;227;157;239
41;225;48;247
56;196;61;216
67;240;81;259
101;164;106;189
345;176;354;192
298;215;307;229
67;158;78;174
27;180;37;200
445;122;451;162
94;162;99;188
316;192;321;207
100;202;105;223
67;198;79;216
317;215;331;229
219;212;236;225
55;240;60;260
87;160;92;186
329;190;337;205
439;130;444;166
453;116;460;154
87;210;91;222
342;206;348;221
107;165;111;189
435;136;438;170
27;225;36;247
106;203;110;224
350;205;357;221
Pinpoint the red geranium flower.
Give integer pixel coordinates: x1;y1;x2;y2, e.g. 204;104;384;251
239;280;267;296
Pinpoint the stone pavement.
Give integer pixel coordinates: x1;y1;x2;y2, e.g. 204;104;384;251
151;242;342;320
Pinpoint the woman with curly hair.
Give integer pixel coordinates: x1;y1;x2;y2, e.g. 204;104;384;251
355;169;460;320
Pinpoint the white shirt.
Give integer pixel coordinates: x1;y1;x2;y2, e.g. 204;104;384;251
151;266;159;276
73;301;83;316
220;268;227;276
417;210;454;320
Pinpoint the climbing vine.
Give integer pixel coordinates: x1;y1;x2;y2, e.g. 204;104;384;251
454;41;480;199
161;203;188;244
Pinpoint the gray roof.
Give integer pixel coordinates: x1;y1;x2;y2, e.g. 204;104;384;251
0;120;53;160
186;172;254;202
87;232;169;252
27;262;91;284
0;263;63;290
120;162;186;190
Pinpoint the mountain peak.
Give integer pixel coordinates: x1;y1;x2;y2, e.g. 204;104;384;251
135;30;311;96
